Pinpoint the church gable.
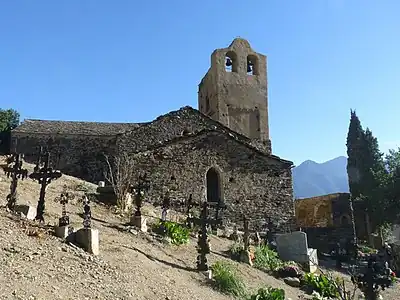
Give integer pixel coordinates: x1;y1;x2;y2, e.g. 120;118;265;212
117;106;259;155
139;129;293;172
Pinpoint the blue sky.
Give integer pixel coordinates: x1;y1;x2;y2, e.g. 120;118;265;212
1;1;399;166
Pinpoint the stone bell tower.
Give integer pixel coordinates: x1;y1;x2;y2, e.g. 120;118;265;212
198;38;271;154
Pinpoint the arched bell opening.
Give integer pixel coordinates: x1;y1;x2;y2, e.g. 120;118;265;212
247;54;259;75
225;51;238;73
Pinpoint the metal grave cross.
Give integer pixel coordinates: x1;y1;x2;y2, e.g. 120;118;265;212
54;192;74;227
3;153;28;210
82;195;92;229
130;173;151;217
29;152;62;223
188;201;226;271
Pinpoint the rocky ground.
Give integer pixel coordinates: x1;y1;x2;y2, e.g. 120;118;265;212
0;157;399;300
0;157;309;300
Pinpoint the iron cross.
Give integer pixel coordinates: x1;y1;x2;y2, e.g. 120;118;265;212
54;192;74;227
3;153;28;210
29;152;62;223
188;201;226;271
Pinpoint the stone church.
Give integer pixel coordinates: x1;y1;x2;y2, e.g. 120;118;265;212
11;38;295;229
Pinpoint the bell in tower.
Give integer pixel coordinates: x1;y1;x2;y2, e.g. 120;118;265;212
247;58;254;74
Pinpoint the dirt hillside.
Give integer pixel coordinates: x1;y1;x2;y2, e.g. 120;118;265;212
0;157;308;300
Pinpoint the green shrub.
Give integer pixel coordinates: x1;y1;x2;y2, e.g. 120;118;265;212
247;287;285;300
152;220;190;246
229;242;244;260
359;245;376;254
253;245;284;272
210;261;247;297
302;273;339;298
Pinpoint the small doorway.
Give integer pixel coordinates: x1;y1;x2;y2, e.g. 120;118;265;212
206;168;221;203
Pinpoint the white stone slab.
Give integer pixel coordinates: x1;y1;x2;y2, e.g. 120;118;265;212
276;231;318;272
14;205;36;220
75;228;99;256
276;231;308;262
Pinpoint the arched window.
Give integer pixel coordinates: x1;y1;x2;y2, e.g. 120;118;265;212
247;54;259;75
206;167;221;202
225;51;238;73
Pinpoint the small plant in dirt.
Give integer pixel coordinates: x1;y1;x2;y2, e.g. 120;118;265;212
247;287;285;300
152;220;190;246
229;242;244;261
253;245;285;272
358;245;377;255
302;273;339;299
210;261;247;298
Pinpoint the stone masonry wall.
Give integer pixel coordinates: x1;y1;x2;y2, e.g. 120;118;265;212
295;193;356;252
302;227;355;253
197;38;271;154
130;131;294;231
117;107;257;155
12;132;117;183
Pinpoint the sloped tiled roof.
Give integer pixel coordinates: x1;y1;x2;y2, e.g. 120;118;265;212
12;119;145;135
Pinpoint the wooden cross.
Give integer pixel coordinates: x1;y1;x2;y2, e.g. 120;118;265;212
188;201;226;271
29;152;62;223
54;192;74;227
3;153;28;210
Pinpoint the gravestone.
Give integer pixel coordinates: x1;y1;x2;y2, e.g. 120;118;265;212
75;195;99;255
54;192;74;239
276;231;318;272
15;204;36;220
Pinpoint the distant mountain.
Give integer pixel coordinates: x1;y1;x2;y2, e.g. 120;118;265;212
292;156;349;199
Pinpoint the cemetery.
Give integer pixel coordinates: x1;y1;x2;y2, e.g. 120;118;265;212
1;38;399;300
0;151;399;300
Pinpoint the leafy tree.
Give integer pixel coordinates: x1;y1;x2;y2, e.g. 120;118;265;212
0;108;19;131
379;148;400;223
0;108;20;153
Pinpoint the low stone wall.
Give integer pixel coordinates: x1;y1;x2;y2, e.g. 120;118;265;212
302;227;355;253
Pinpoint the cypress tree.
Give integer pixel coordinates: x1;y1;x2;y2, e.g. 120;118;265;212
360;128;386;227
346;109;364;199
346;110;388;230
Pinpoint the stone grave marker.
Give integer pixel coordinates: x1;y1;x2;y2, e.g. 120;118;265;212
75;195;99;255
54;191;74;239
276;231;318;272
129;173;150;232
